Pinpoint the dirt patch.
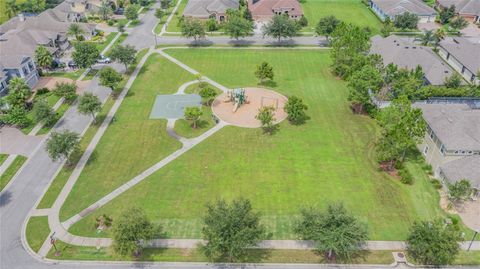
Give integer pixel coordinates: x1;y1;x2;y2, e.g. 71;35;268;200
212;87;288;128
34;77;91;95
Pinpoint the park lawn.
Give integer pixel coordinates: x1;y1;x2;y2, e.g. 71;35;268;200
166;0;187;33
26;216;50;253
0;155;27;190
67;49;449;241
59;54;193;221
301;0;382;34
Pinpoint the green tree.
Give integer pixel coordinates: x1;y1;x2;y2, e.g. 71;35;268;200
34;45;53;70
376;96;426;165
181;19;206;41
184;106;202;128
32;100;57;125
347;64;383;113
78;93;102;124
254;61;274;84
406;219;460;265
393;12;419;29
284;95;308;124
206;18;218;32
112;207;156;256
5;77;31;108
297;16;308;27
160;0;171;9
45;130;80;165
98;0;112;20
448;179;472;202
125;4;139;20
330;23;370;78
444;73;462;88
243;7;253;21
439;5;455;24
224;16;252;40
420;30;434;46
199;87;217;105
255;106;276;134
201;198;266;262
262;15;298;42
5;0;19;18
315;16;340;40
72;42;100;69
53;82;78;103
108;44;137;69
154;8;164;19
98;66;123;93
117;22;126;33
450;16;468;31
295;203;368;261
433;28;446;49
1;106;31;127
67;23;85;41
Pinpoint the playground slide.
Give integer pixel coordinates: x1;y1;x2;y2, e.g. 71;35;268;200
233;102;239;113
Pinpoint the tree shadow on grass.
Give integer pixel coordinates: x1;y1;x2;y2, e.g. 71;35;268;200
258;80;277;88
314;249;370;264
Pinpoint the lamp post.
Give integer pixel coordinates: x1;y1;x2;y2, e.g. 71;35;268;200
50;232;60;256
467;230;478;251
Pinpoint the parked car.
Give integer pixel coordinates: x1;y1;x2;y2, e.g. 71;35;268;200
68;60;77;68
97;55;111;64
114;8;124;15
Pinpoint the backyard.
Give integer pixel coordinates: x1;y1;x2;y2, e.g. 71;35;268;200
301;0;382;33
59;49;452;241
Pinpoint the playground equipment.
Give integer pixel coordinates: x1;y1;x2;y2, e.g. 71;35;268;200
226;88;247;112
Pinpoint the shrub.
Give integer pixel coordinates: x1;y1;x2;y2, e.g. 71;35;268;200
36;87;50;95
431;179;442;189
399;168;413;185
107;19;115;26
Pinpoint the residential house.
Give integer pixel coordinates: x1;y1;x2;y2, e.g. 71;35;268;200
370;35;457;85
438;37;480;85
370;0;436;22
183;0;240;22
247;0;304;21
414;100;480;191
0;6;96;93
437;0;480;23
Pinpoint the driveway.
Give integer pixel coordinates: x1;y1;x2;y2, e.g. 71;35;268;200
461;23;480;37
456;199;480;233
0;127;44;157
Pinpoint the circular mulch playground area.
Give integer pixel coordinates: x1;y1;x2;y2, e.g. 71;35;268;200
212;87;288;128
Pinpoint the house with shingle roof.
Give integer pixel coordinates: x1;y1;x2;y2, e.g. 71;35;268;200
414;100;480;191
370;35;457;85
370;0;436;22
438;37;480;85
183;0;240;22
437;0;480;23
247;0;304;21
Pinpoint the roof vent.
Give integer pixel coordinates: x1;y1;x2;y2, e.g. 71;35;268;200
412;46;416;49
405;46;409;49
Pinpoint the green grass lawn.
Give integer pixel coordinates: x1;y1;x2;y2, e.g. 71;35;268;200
47;69;85;80
301;0;382;34
65;49;452;241
59;54;192;221
26;216;50;253
166;0;186;32
21;92;65;134
0;155;27;190
0;154;8;166
95;32;118;52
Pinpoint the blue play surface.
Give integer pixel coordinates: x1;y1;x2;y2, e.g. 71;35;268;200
149;94;202;119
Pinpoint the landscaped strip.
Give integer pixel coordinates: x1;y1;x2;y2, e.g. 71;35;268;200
26;216;50;253
0;156;27;191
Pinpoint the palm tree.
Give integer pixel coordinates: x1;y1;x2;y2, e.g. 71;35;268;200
433;28;446;49
5;0;19;18
420;30;434;46
98;0;112;21
34;45;53;70
67;23;85;41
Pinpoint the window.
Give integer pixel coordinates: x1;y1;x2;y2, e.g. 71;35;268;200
423;146;429;156
440;145;445;155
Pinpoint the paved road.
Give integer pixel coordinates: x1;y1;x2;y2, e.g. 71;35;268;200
123;3;160;50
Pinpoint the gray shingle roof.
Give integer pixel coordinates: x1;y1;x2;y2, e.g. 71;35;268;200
370;35;455;85
440;155;480;189
183;0;239;17
413;103;480;151
437;0;480;16
371;0;436;16
440;37;480;75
